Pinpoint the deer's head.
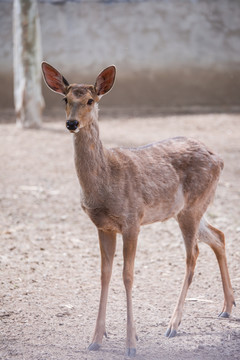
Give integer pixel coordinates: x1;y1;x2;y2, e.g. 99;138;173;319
41;62;116;133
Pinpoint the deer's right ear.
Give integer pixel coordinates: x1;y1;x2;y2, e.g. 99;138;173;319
94;65;116;97
41;62;69;95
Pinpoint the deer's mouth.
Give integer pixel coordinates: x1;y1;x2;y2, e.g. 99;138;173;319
69;129;80;134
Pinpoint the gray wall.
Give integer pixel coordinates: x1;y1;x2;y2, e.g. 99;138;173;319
1;0;240;111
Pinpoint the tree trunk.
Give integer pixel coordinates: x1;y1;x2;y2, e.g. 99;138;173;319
13;0;44;129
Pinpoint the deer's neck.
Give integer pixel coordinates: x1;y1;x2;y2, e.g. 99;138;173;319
73;116;108;204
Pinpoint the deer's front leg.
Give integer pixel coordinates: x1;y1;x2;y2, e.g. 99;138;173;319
88;230;116;351
122;229;139;357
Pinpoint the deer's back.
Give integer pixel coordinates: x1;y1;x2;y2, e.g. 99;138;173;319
109;137;222;219
110;136;223;190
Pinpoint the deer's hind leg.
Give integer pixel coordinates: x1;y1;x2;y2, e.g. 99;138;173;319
198;217;235;317
166;210;200;338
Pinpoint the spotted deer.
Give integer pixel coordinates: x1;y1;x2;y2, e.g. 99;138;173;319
41;62;235;357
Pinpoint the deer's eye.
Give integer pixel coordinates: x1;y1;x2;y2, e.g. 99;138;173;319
87;99;94;106
63;97;68;105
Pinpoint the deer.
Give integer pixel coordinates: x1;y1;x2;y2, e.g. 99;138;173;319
41;62;235;357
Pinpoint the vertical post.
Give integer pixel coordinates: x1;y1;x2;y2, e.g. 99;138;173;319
13;0;44;129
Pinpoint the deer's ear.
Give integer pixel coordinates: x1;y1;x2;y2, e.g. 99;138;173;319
94;65;116;96
41;62;69;95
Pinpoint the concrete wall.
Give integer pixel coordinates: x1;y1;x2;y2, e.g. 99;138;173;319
1;0;240;111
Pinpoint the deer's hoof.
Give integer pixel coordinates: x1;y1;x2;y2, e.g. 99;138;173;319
218;311;230;318
126;347;136;357
165;328;177;338
88;342;101;351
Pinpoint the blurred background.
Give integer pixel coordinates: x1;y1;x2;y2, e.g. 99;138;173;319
1;0;240;117
1;2;240;359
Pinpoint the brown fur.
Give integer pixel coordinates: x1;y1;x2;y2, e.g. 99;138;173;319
41;62;235;357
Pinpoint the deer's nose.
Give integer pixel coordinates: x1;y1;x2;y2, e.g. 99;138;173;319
66;120;79;131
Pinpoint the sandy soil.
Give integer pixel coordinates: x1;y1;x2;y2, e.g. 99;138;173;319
0;112;240;360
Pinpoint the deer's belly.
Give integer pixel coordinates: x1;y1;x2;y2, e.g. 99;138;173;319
141;185;185;225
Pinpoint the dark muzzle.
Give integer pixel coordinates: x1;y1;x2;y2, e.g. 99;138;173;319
66;120;79;131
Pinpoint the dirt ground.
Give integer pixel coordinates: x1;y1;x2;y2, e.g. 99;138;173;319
0;112;240;360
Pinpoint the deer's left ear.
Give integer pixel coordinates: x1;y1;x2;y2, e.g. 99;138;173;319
41;62;69;95
94;65;116;97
